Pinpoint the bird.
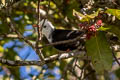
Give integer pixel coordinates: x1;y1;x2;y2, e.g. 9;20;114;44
40;19;85;51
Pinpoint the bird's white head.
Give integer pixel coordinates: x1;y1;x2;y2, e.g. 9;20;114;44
40;19;55;42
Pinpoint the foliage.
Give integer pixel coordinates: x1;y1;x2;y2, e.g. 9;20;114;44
0;0;120;80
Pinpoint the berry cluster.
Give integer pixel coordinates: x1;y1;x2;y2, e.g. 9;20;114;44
88;20;102;32
88;25;96;32
78;20;103;39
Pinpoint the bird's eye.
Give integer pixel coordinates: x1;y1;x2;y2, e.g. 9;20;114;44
44;26;47;28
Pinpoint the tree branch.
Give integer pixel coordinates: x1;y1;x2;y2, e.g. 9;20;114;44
0;51;86;66
0;34;19;39
7;16;35;49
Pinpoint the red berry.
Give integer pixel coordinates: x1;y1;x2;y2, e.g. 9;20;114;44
96;20;102;26
88;25;96;32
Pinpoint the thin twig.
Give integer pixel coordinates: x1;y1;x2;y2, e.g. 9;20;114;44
35;0;45;61
79;62;90;79
37;0;41;41
0;34;35;40
38;34;86;49
107;33;120;67
72;58;78;72
46;0;50;17
69;64;80;79
112;50;120;66
0;34;18;39
82;70;95;80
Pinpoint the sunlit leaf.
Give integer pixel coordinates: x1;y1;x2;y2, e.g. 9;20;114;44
50;2;56;9
73;9;88;21
24;2;28;6
26;20;32;24
6;17;11;23
87;8;102;18
16;11;23;15
30;1;37;8
105;9;120;20
24;15;29;20
86;31;113;74
98;26;110;31
1;0;5;5
73;9;101;22
0;46;4;52
40;1;49;5
54;14;59;19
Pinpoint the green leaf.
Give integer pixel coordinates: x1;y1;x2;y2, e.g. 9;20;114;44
103;24;120;40
73;9;89;22
87;8;102;18
86;31;113;74
40;1;49;5
105;9;120;20
73;9;101;22
98;26;110;31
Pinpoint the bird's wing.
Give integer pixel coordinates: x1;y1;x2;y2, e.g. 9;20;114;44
52;29;84;51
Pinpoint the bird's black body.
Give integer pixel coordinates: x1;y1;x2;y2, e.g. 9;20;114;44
52;29;84;51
